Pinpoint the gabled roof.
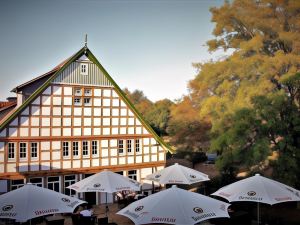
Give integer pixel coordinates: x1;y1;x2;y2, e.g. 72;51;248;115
0;46;172;152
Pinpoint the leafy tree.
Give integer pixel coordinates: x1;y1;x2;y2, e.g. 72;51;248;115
189;0;300;126
167;96;211;152
211;73;300;187
144;99;173;136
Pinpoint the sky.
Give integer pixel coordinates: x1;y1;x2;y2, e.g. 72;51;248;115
0;0;226;102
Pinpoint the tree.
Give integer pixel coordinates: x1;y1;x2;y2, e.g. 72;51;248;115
211;73;300;187
167;96;211;152
189;0;300;126
144;99;173;136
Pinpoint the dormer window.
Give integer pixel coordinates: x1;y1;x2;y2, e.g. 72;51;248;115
74;88;82;96
80;63;88;75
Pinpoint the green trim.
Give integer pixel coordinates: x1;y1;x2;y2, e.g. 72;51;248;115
0;47;173;153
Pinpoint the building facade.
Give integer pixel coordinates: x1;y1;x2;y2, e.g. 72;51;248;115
0;46;169;204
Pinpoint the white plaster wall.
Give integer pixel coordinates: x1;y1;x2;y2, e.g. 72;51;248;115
111;128;118;135
31;128;39;136
94;118;101;126
84;108;92;116
52;118;61;126
32;97;40;105
0;129;6;137
64;107;72;116
41;162;50;170
102;118;110;126
136;156;143;163
82;160;90;167
83;128;91;136
63;161;71;169
110;158;117;165
144;138;149;145
112;109;119;116
30;163;40;171
120;100;126;107
119;157;126;165
19;128;29;136
144;155;150;162
94;89;101;97
103;99;110;107
94;128;101;135
74;108;82;116
42;118;50;126
32;106;40;116
102;128;110;135
94;108;101;116
31;117;39;126
19;163;28;172
7;164;16;172
52;161;61;169
144;147;149;154
102;108;110;116
92;159;100;167
103;89;111;97
101;158;109;166
20;117;29;126
63;118;72;126
151;154;158;162
159;152;165;161
64;97;72;105
53;86;62;95
52;151;60;160
43;87;51;95
151;146;158;154
53;107;61;116
63;128;71;136
84;118;91;126
21;107;29;116
120;127;126;134
73;118;81;126
120;109;127;116
42;96;51;105
41;142;50;150
143;128;149;134
52;128;61;136
136;127;142;134
120;118;126;126
128;156;134;164
0;142;4;152
9;128;17;137
128;127;134;134
112;90;119;98
41;128;50;136
101;149;108;157
110;148;117;157
53;97;62;105
73;128;81;136
112;99;119;107
72;160;80;168
94;98;101;106
140;168;153;179
41;152;50;160
52;141;61;149
64;87;72;95
10;119;18;126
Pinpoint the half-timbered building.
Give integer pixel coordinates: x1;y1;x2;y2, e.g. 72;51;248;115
0;45;170;204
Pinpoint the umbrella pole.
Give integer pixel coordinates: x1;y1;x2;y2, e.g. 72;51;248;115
257;202;260;225
105;192;108;217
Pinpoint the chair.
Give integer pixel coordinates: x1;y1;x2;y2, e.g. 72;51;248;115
98;217;108;225
80;215;96;225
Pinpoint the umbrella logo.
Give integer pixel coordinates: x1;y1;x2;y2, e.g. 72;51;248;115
61;198;70;203
155;175;161;179
94;183;101;188
135;206;144;212
193;207;204;214
2;205;13;211
247;191;256;196
190;175;196;179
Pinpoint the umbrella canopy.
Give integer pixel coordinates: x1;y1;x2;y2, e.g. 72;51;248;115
212;174;300;205
145;163;210;185
0;183;86;222
67;170;140;193
117;185;230;225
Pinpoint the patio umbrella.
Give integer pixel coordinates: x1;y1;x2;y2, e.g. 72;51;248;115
117;185;230;225
212;174;300;224
0;183;86;222
67;170;140;215
145;163;210;185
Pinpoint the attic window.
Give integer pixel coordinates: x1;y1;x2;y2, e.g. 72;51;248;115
80;63;88;75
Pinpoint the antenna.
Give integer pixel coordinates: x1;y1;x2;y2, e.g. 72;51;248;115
84;34;88;48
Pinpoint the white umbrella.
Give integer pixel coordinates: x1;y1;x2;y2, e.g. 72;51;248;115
145;163;210;185
0;183;86;222
117;185;230;225
67;170;140;193
212;174;300;224
67;170;140;216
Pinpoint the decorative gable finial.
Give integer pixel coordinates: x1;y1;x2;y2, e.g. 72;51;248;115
84;34;88;54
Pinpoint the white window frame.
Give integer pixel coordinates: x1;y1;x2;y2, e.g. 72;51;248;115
84;97;91;106
135;139;140;153
84;89;92;96
127;140;132;154
11;179;24;190
8;142;15;160
82;141;89;157
63;142;69;157
72;141;79;157
64;175;77;197
80;63;88;75
29;177;43;187
118;140;124;155
47;176;60;192
30;142;38;159
74;88;82;96
74;97;82;106
19;142;27;159
91;140;98;155
128;170;137;181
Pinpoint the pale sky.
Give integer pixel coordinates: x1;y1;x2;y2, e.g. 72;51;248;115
0;0;226;102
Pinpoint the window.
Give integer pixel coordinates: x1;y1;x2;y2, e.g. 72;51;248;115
29;177;43;187
73;142;79;156
80;63;88;75
127;140;132;153
47;176;60;192
64;175;76;196
74;97;81;106
84;89;92;96
84;98;91;106
82;141;89;156
63;142;69;157
11;179;24;190
74;88;82;96
118;140;124;154
31;142;38;158
8;143;15;159
92;141;98;155
19;143;27;159
135;139;140;153
128;170;137;181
